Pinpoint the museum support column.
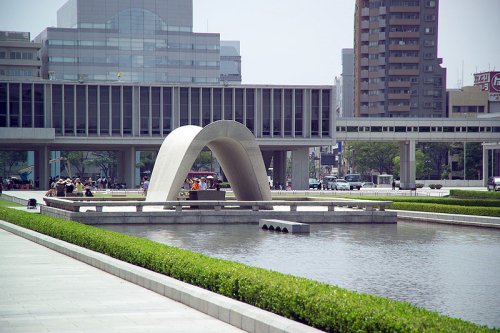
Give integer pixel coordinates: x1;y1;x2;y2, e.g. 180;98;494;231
119;146;136;189
273;151;287;188
35;146;49;190
399;140;416;190
292;147;309;190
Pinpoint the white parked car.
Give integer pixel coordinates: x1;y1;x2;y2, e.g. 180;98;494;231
332;179;350;190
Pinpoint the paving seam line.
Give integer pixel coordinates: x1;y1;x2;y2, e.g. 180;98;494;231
0;220;323;333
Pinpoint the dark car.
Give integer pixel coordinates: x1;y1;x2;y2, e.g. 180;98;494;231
309;178;321;189
487;176;500;191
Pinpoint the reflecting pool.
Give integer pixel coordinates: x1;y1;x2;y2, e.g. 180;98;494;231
101;222;500;328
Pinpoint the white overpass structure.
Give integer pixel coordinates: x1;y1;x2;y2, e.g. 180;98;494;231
336;117;500;189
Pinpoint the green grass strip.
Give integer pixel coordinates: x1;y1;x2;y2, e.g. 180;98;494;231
0;207;498;332
450;190;500;200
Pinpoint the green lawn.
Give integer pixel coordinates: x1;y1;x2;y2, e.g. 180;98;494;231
0;198;22;208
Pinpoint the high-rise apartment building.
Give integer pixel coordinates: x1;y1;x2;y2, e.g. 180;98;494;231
354;0;446;117
34;0;223;84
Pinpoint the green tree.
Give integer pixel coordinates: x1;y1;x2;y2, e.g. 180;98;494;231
61;151;92;178
86;151;118;179
346;142;399;177
465;142;483;180
419;142;451;180
136;151;158;175
0;151;28;177
392;149;425;179
192;150;215;171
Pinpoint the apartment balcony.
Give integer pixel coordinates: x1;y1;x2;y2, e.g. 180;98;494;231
370;82;386;90
361;33;369;41
368;59;382;66
389;44;420;51
369;34;381;42
389;6;420;13
388;80;411;88
361;82;369;90
379;19;386;27
369;95;385;102
388;93;411;100
368;107;385;115
388;56;420;64
361;20;369;29
388;69;419;76
388;104;410;112
378;45;386;52
389;19;420;26
360;94;369;103
368;70;386;78
360;70;369;78
389;31;419;38
361;45;369;53
361;58;369;66
361;7;369;17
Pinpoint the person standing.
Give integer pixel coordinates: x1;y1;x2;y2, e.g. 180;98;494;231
392;179;396;190
142;176;150;196
75;178;84;196
200;178;207;190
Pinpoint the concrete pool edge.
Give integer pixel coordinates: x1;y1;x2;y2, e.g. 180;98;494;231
0;220;323;333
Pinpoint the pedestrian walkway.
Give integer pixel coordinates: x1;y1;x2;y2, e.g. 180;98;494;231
0;227;245;333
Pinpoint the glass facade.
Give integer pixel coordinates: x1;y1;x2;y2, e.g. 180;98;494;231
0;82;334;139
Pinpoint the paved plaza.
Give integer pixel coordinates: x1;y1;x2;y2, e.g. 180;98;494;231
0;228;245;333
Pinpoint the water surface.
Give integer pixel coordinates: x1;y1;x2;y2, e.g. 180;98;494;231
101;222;500;328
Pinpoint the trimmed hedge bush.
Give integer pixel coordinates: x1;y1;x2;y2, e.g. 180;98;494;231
390;202;500;217
346;196;500;208
450;189;500;200
0;207;497;332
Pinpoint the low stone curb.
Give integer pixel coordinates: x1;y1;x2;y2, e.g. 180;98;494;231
0;220;323;333
395;210;500;228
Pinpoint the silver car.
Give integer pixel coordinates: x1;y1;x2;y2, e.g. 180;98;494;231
332;179;350;190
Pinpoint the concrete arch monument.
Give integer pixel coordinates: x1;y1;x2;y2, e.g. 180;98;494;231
146;120;272;202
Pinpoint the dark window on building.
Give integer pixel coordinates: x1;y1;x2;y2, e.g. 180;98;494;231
284;89;292;136
213;88;222;122
262;89;271;136
321;90;330;136
235;88;244;124
100;86;110;135
22;84;32;128
88;86;97;134
347;126;359;132
246;89;254;133
111;86;121;135
190;88;200;126
273;89;281;136
151;87;160;135
202;88;211;126
163;87;172;135
64;85;74;135
180;88;189;126
33;84;45;128
419;126;430;132
140;87;150;135
76;85;86;134
0;83;7;127
52;85;63;134
311;90;320;136
395;126;406;132
295;90;303;136
123;86;133;135
224;88;233;120
9;83;20;127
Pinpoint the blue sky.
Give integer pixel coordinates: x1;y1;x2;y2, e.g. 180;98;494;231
0;0;498;87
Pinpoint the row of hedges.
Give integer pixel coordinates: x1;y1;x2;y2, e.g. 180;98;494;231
0;207;497;332
390;202;500;217
450;190;500;200
346;196;500;208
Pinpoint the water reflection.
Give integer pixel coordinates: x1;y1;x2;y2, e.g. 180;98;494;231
101;222;500;328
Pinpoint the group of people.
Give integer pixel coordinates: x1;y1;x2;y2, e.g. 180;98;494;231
46;177;93;197
185;177;219;191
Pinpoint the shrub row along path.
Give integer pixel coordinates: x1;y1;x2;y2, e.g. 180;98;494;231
0;227;245;333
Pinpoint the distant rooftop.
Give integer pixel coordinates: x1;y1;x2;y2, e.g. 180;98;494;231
0;31;30;42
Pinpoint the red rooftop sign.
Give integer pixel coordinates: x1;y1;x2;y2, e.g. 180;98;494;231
474;71;500;101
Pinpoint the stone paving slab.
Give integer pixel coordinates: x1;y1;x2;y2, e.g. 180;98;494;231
0;228;246;333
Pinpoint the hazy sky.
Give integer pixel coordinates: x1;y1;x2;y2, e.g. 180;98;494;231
0;0;498;87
